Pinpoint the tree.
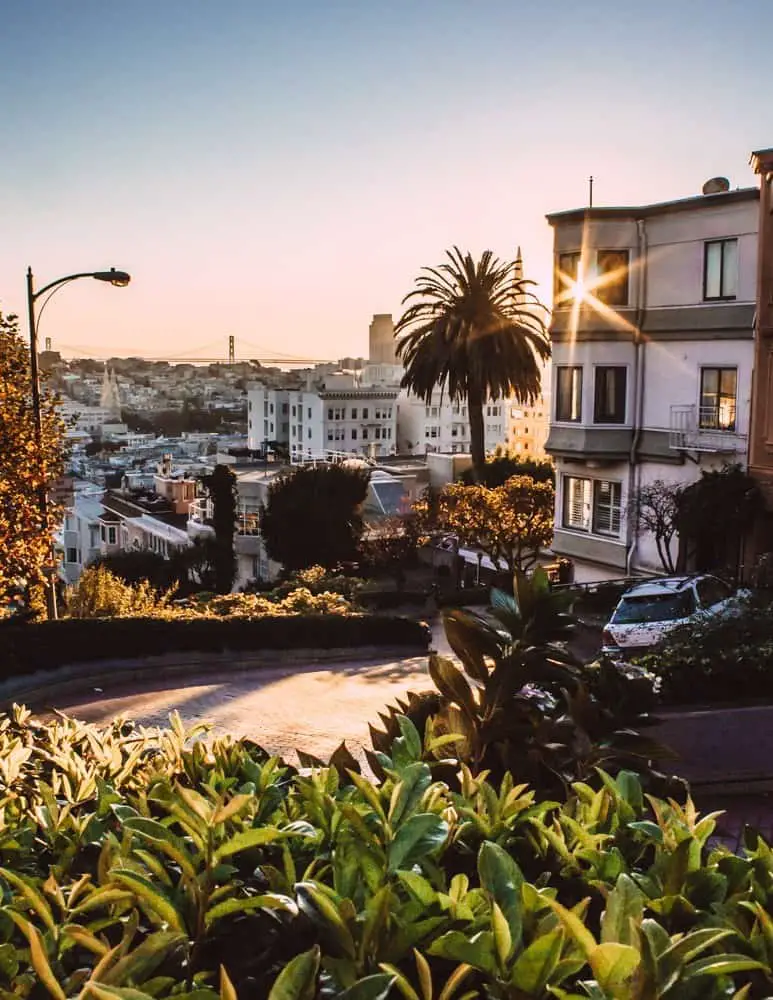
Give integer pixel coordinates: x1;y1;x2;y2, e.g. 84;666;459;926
261;464;371;571
414;475;554;576
460;455;554;487
0;312;65;608
676;464;763;576
359;515;420;589
629;479;683;574
204;464;237;593
395;247;550;481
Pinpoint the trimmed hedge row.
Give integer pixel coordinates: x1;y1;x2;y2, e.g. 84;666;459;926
0;614;432;677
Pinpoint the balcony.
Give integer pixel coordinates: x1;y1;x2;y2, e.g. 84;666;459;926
187;497;215;539
669;405;746;454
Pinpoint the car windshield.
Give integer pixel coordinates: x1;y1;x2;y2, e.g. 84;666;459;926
611;590;695;625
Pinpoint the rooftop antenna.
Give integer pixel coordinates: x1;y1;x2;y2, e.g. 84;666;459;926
588;175;594;208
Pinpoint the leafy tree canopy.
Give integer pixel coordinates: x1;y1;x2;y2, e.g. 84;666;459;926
460;455;554;488
414;475;554;575
261;463;371;571
396;247;550;480
0;312;65;607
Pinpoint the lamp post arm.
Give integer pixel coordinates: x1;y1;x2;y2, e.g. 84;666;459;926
31;272;100;301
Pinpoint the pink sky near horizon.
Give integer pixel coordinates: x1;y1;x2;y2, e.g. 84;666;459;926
1;1;770;363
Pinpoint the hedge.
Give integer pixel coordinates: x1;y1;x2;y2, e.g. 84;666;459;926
0;614;431;678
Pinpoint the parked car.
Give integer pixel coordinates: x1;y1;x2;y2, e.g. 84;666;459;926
601;574;749;658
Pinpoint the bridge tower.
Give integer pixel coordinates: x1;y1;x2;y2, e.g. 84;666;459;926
45;336;52;352
228;335;235;364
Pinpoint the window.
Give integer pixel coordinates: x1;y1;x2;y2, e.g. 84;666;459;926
594;367;627;424
327;430;333;442
328;408;333;420
555;366;583;422
292;405;296;417
351;428;357;440
592;480;622;535
307;428;311;439
563;477;621;535
595;250;629;306
66;547;77;564
556;251;581;305
704;239;738;300
351;407;357;419
362;408;369;419
307;407;311;418
563;476;592;531
700;367;737;430
696;576;732;608
281;403;288;414
362;429;368;440
108;527;117;545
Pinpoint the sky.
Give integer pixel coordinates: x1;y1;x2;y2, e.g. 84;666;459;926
1;0;771;363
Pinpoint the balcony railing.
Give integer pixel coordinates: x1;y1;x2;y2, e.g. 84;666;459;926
188;497;213;524
669;404;746;453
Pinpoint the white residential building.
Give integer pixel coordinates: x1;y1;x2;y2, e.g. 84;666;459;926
248;373;398;461
545;180;758;576
396;391;507;455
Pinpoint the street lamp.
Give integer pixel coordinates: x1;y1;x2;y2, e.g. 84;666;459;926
26;266;132;620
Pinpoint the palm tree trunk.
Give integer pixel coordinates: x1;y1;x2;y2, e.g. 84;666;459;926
467;389;486;482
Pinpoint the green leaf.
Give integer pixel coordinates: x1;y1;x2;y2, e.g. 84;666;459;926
120;817;197;879
109;869;185;932
491;901;513;967
589;942;640;991
268;945;320;1000
0;868;56;933
477;841;524;950
338;974;395;1000
683;954;765;979
102;931;186;985
295;883;356;959
544;897;596;959
628;821;664;843
220;966;237;1000
205;893;296;928
12;918;65;1000
510;926;564;994
601;874;643;946
428;654;477;719
392;715;422;767
387;814;448;872
86;988;156;1000
215;826;286;859
428;930;497;974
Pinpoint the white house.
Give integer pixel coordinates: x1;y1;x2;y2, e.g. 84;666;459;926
545;179;758;576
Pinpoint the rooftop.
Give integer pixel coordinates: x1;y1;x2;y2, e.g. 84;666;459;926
546;186;758;225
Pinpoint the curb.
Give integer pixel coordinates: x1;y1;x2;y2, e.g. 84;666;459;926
0;644;430;712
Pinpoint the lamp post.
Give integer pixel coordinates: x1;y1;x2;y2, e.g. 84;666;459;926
26;267;131;620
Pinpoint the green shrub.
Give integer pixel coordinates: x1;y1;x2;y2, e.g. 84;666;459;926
0;615;431;677
66;565;176;618
637;601;773;706
0;706;767;998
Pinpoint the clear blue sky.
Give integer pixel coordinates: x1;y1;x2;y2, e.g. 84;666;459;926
1;0;770;360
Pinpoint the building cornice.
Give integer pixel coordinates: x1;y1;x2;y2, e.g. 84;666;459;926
318;390;399;400
546;187;758;226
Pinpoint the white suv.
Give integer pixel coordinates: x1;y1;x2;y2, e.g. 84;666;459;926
601;575;747;659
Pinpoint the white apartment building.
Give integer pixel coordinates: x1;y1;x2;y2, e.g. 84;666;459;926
396;391;507;455
506;389;550;459
545;180;758;576
248;374;398;460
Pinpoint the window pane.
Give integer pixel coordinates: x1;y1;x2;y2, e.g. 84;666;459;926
705;242;722;298
595;250;629;306
594;367;626;423
720;368;737;396
556;366;582;422
563;476;592;531
592;480;621;535
721;239;738;297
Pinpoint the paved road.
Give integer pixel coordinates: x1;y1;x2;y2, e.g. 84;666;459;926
50;654;433;764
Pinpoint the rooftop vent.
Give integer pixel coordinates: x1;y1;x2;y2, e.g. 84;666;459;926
702;176;730;195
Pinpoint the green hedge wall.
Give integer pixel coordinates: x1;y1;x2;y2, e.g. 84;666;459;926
0;615;431;677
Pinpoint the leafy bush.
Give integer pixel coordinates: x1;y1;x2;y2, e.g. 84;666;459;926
637;600;773;706
271;565;364;602
66;565;176;618
0;615;431;676
369;569;674;799
0;706;767;998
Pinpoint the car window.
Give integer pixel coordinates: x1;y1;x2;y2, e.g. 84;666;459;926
611;590;696;625
696;577;732;607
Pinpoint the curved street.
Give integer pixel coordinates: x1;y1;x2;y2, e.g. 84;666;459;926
50;653;431;764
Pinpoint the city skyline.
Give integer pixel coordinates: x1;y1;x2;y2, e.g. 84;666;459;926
1;0;770;360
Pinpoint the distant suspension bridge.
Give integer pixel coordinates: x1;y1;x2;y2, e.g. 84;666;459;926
48;334;335;367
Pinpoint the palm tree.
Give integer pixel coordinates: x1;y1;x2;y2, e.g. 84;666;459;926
395;246;550;481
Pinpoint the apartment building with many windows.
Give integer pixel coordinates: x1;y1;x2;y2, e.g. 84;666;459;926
545;180;759;575
396;391;507;455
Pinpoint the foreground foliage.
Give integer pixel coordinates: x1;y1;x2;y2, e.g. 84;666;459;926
0;706;768;998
